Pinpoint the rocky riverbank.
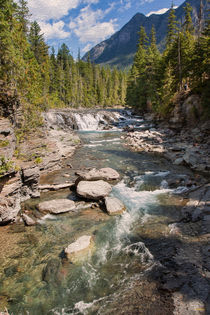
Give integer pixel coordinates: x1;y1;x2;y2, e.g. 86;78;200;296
0;112;80;225
0;108;125;225
123;117;210;175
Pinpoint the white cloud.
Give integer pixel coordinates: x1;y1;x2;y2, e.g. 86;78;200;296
146;6;178;16
39;21;70;39
69;5;117;43
140;0;154;4
28;0;81;21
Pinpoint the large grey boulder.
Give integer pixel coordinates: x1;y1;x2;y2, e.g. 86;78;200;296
38;199;75;214
105;197;126;216
65;235;93;262
76;167;120;184
77;180;112;200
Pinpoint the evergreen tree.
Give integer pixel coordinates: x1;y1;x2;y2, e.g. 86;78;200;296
166;3;178;47
16;0;30;35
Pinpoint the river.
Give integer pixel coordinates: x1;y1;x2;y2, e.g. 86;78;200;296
0;111;197;314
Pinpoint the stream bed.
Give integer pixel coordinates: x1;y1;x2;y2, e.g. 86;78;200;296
0;112;203;315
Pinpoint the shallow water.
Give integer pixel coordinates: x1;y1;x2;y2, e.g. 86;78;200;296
0;116;193;314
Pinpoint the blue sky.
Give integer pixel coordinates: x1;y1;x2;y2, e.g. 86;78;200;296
26;0;185;57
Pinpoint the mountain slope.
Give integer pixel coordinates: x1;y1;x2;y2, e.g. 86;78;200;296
83;0;207;68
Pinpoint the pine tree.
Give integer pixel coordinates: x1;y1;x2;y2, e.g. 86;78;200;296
183;2;194;34
166;3;178;47
16;0;30;35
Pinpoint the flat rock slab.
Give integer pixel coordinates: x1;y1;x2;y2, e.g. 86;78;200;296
76;167;120;183
105;197;126;216
38;199;75;214
77;180;112;200
65;235;93;262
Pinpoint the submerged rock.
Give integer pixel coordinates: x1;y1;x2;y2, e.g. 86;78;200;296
38;199;75;214
105;197;126;216
75;167;120;183
65;235;93;262
77;180;112;200
42;258;62;285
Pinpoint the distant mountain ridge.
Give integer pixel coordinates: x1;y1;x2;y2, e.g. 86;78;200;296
82;0;207;68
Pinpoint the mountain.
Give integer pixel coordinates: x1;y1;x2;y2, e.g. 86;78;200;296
82;0;207;68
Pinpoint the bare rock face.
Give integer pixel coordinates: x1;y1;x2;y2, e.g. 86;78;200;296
77;180;112;200
105;197;126;216
65;235;93;262
38;199;75;214
0;196;21;224
76;167;120;184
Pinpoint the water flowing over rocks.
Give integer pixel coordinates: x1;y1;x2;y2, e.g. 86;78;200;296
77;180;112;200
105;197;126;216
44;109;124;131
38;199;75;214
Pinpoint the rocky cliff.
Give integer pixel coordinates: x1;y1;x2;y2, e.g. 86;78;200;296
83;0;207;68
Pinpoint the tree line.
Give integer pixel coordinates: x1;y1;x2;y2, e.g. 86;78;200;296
126;1;210;118
0;0;127;116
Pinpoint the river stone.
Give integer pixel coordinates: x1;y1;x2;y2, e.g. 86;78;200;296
38;199;75;214
22;214;36;226
77;180;112;200
75;167;120;184
65;235;93;262
105;197;126;216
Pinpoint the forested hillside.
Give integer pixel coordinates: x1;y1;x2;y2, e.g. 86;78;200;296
0;0;127;122
126;2;210;118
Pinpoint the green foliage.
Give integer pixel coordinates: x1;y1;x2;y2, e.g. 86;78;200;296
0;0;127;133
0;140;10;147
0;156;13;176
34;156;42;164
126;1;210;119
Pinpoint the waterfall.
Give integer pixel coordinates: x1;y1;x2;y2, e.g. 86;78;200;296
73;113;102;131
44;109;135;131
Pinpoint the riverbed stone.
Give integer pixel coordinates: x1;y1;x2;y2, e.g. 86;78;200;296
75;167;120;184
105;197;126;216
38;199;75;214
65;235;93;262
76;180;112;200
22;214;36;226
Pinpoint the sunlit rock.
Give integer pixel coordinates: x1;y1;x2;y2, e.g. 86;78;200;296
105;197;126;216
38;199;75;214
75;167;120;184
65;235;93;262
77;180;112;200
22;214;36;226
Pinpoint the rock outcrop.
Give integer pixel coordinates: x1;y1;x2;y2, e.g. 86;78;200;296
77;180;112;200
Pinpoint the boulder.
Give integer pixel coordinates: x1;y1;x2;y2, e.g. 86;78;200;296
38;199;75;214
77;180;112;200
22;214;36;226
105;197;126;216
75;167;120;184
65;235;93;262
